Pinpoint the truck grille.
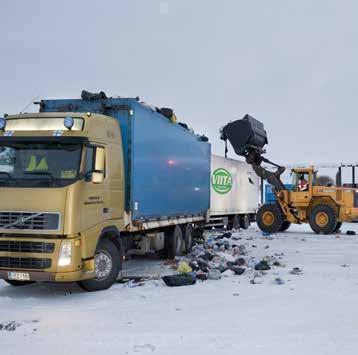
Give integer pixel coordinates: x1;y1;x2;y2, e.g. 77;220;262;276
0;212;60;231
0;257;52;269
0;241;55;253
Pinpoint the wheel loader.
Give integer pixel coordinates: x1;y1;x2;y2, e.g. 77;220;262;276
220;115;358;234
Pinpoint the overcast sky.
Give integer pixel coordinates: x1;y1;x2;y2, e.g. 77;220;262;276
1;0;358;166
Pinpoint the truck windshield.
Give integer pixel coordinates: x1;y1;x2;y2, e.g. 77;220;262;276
0;142;82;187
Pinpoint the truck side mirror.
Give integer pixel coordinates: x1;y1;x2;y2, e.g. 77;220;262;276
92;147;105;184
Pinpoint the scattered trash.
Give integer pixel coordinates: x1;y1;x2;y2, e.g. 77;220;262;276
255;260;271;271
0;321;21;331
347;230;356;235
289;267;303;275
196;271;208;281
177;261;192;273
230;266;245;275
207;269;222;280
341;264;349;268
274;277;285;285
127;279;145;288
162;273;196;287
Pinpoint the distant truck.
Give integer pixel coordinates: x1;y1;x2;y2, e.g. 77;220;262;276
208;155;259;229
0;92;211;291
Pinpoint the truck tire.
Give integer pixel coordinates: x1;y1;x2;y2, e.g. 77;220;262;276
279;221;291;232
240;214;250;229
309;204;337;234
334;222;342;232
165;225;184;259
257;204;284;234
182;224;193;253
78;238;121;292
230;215;240;230
4;280;36;286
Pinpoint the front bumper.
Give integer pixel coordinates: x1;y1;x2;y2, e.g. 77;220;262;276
0;269;93;282
0;236;95;282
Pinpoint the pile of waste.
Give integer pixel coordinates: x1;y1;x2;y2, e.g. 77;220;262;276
162;230;293;287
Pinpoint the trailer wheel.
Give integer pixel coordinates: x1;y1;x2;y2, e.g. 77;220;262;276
309;204;337;234
165;225;184;259
78;238;121;292
240;214;250;229
4;280;36;286
279;221;291;232
230;215;241;230
182;224;194;253
257;204;284;234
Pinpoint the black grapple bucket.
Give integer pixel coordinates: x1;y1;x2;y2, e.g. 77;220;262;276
221;114;268;157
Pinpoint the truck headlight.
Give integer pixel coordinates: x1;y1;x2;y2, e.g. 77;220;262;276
58;241;72;267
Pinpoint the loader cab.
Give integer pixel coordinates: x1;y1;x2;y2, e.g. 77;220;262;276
289;168;315;206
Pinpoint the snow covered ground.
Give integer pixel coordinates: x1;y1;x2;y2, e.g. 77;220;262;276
1;223;358;355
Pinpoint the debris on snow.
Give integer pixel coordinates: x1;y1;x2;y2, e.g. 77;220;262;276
162;273;196;287
207;269;222;280
289;267;303;275
273;277;285;285
254;260;271;271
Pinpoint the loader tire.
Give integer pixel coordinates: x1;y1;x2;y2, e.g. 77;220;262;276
334;222;342;233
279;221;291;232
257;204;284;234
78;239;121;292
309;204;337;234
165;225;184;259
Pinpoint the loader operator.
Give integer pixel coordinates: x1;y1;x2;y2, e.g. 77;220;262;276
298;175;309;191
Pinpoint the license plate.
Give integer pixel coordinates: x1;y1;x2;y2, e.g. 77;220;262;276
7;272;30;281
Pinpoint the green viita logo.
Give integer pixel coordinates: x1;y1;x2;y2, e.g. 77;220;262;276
212;168;232;194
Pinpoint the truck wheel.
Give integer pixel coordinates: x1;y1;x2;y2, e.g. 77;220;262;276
182;224;194;253
279;221;291;232
257;204;284;234
4;280;36;286
165;225;184;259
240;214;250;229
230;215;240;230
309;204;337;234
334;222;342;232
78;238;121;292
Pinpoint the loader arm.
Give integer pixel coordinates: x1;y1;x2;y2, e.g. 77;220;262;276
220;114;287;193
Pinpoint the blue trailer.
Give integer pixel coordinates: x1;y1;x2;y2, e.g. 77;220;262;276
40;96;211;224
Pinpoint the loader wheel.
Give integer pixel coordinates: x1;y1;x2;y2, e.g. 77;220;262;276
165;225;184;259
182;224;194;253
78;239;121;292
257;204;284;234
279;221;291;232
334;222;342;233
240;214;250;229
309;204;337;234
